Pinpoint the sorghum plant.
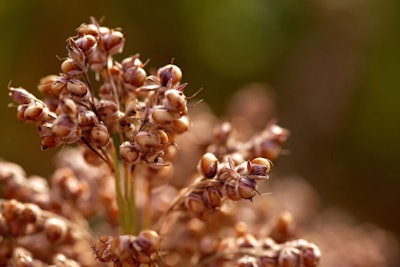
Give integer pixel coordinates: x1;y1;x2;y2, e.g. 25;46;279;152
4;18;322;266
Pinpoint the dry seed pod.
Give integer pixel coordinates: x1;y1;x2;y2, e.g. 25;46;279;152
224;182;242;201
135;131;161;150
121;55;143;70
9;87;36;104
198;152;219;178
157;64;182;86
94;236;115;263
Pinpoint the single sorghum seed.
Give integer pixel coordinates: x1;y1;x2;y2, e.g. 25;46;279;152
157;64;182;86
38;75;58;95
278;247;301;267
198;153;219;178
103;30;125;55
91;124;110;147
66;79;88;97
150;107;176;126
119;141;140;163
185;193;206;216
164;89;187;114
236;177;258;200
301;243;321;267
123;66;147;87
44;217;67;243
203;186;222;208
248;157;272;177
75;34;97;57
169;116;189;134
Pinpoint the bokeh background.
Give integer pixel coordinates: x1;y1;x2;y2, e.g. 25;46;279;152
1;0;399;253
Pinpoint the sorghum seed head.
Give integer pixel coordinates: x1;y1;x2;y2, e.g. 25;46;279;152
198;152;219;178
44;217;68;243
157;64;182;86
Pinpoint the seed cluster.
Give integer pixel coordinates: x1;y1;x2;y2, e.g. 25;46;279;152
4;18;327;267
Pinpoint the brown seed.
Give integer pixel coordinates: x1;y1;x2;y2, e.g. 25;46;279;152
164;89;187;114
248;157;272;177
91;123;110;147
150;107;176;125
52;115;76;137
44;217;67;243
103;30;125;55
66;79;88;97
123;66;147;87
198;152;219;178
237;177;258;200
38;75;58;95
203;186;222;208
119;141;140;163
157;64;182;86
185;193;206;217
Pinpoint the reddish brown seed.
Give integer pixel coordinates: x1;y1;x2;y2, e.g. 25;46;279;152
224;182;241;201
75;34;97;57
185;193;206;216
203;186;222;208
91;123;110;147
52;115;76;137
164;89;187;114
157;64;182;86
135;131;160;149
169;115;189;134
198;152;219;178
301;243;321;267
150;107;176;125
248;157;272;177
38;75;58;95
119;141;140;163
278;247;301;267
66;79;88;97
103;30;125;55
237;177;258;200
61;58;81;75
44;217;67;243
123;66;147;87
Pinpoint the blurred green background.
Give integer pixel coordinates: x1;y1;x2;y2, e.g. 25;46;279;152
1;0;399;242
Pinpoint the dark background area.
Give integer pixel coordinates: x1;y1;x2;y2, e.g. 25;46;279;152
1;0;399;243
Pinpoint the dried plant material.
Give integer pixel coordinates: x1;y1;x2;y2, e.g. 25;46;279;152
4;16;397;267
